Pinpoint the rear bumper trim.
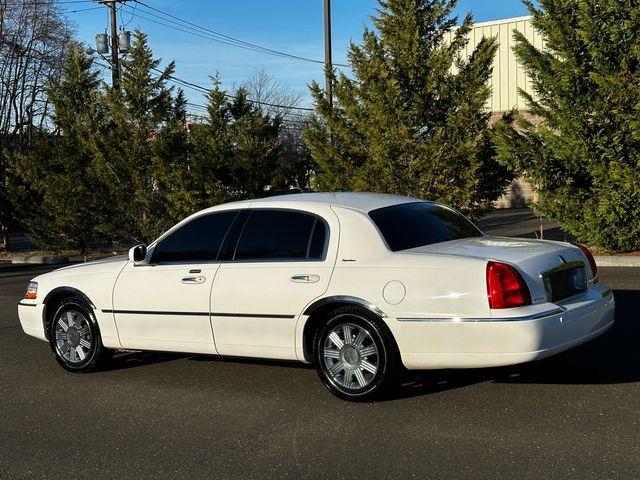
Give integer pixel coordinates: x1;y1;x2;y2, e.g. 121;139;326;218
397;307;565;323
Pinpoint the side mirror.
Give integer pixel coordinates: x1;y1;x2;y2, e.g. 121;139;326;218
128;244;147;263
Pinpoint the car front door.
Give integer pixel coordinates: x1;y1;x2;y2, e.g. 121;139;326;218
112;210;240;354
210;207;338;360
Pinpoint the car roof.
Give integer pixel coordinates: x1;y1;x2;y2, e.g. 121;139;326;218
211;192;425;213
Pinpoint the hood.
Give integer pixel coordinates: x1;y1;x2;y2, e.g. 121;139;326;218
33;255;128;282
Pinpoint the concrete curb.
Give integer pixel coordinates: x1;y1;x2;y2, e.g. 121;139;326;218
594;256;640;267
10;256;69;265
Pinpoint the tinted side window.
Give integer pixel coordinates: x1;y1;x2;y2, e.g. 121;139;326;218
218;210;250;261
369;202;482;252
152;211;238;263
308;219;326;259
234;210;326;261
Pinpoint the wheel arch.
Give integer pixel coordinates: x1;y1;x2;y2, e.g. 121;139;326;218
301;296;388;363
42;287;97;341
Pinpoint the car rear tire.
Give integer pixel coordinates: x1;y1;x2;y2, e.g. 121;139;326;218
313;305;399;401
49;296;112;372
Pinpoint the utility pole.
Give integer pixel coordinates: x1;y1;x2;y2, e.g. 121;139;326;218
108;1;120;90
97;0;121;90
324;0;332;108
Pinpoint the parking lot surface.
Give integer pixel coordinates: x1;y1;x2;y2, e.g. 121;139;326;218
1;264;639;479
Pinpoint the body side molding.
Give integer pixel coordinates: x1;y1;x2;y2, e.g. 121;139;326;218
303;295;387;318
101;309;294;319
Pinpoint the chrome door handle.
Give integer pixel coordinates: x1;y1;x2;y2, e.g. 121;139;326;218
291;274;320;283
181;275;206;284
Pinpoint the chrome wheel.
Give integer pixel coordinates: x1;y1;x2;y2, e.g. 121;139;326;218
49;297;112;373
54;309;93;365
322;321;379;391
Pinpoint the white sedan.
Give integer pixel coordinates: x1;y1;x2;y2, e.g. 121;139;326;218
18;193;615;400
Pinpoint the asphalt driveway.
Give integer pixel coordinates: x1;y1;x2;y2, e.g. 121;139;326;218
0;265;639;479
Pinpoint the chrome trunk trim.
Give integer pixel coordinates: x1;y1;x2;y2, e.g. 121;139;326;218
397;308;566;323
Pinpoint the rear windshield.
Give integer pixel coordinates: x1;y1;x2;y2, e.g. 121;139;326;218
369;202;483;252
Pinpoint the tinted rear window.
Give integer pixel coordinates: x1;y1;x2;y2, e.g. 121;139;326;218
234;210;326;261
369;202;482;252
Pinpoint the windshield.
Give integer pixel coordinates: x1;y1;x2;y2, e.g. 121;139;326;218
368;202;483;252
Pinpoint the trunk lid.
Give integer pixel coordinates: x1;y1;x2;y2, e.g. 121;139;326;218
400;236;590;305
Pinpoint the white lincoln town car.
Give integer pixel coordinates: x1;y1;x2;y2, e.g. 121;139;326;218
18;193;614;400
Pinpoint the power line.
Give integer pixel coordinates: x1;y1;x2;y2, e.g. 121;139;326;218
62;6;103;13
4;0;94;4
119;6;285;59
150;67;315;112
91;58;315;114
88;69;308;126
5;1;100;12
9;0;350;70
119;0;137;28
126;0;349;68
185;102;309;130
132;0;346;66
186;102;207;110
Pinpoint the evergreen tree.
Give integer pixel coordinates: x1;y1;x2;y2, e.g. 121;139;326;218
94;28;176;242
305;0;510;214
170;76;235;214
150;87;195;229
187;78;282;202
227;87;282;198
151;81;230;224
493;0;640;252
154;76;283;224
9;42;105;252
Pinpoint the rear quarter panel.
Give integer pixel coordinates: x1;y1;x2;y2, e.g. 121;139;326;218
325;206;490;345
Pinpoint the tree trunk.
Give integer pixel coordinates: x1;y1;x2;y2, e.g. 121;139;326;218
1;216;9;251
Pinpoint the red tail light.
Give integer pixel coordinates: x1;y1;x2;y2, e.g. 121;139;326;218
486;261;532;309
577;244;598;284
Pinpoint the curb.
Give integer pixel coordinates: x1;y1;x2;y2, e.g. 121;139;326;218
10;256;69;265
594;256;640;267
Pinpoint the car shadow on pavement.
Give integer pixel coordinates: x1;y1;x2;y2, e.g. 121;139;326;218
107;350;190;370
104;348;314;372
389;289;640;401
188;353;314;369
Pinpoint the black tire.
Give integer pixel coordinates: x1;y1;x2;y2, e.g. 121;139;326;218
48;296;112;372
313;305;400;401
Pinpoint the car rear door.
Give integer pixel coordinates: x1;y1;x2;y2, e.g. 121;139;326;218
210;206;338;360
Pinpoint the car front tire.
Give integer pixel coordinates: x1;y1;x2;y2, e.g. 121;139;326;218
314;306;399;401
49;296;112;372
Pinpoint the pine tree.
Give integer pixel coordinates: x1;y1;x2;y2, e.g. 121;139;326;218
227;87;282;198
150;88;195;228
493;0;640;252
181;76;236;210
186;78;282;203
9;42;106;252
94;28;177;243
305;0;510;214
152;81;231;224
153;76;283;224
